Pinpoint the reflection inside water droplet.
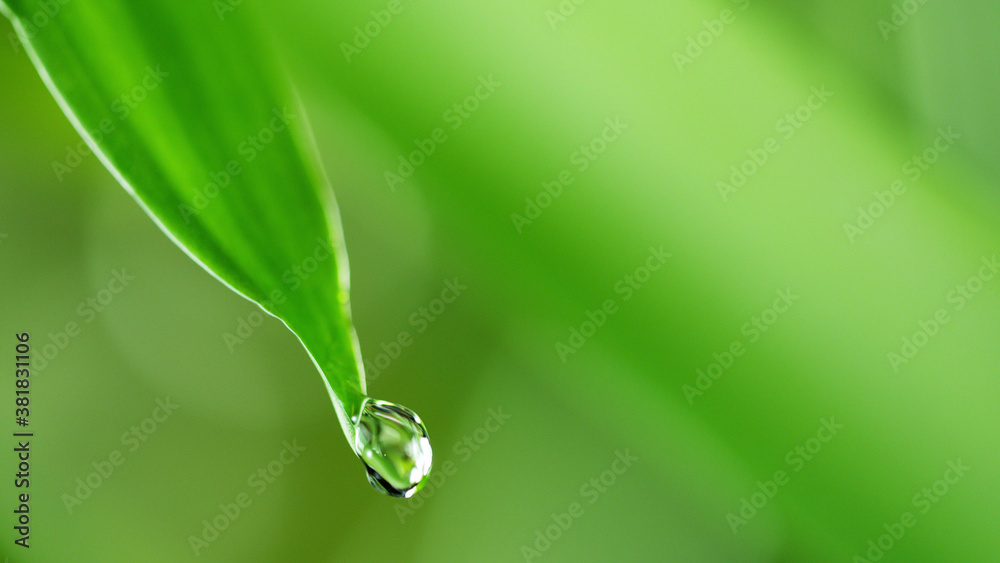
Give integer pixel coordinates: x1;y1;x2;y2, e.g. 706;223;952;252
353;399;432;498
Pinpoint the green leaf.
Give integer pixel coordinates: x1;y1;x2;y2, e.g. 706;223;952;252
2;1;366;436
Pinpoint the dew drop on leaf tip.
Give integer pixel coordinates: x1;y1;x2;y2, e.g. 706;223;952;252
353;398;432;498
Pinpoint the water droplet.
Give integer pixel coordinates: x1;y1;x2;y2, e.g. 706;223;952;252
353;399;432;498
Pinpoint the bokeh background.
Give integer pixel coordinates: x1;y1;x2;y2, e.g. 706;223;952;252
2;0;1000;561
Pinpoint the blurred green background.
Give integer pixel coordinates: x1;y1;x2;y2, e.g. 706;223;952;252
2;0;1000;561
